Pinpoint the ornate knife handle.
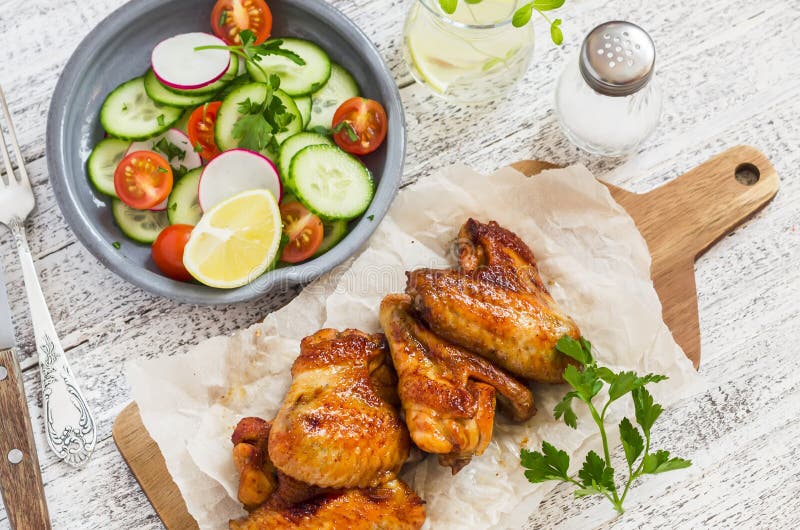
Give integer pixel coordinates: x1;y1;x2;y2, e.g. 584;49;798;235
10;217;96;466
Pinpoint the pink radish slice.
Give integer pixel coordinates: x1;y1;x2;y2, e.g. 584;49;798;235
127;129;202;173
150;198;168;212
151;33;230;90
199;149;282;212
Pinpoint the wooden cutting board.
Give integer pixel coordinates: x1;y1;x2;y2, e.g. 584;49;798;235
113;144;779;529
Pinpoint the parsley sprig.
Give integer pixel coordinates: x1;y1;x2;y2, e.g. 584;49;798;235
520;336;691;514
439;0;567;45
194;30;305;81
231;74;295;153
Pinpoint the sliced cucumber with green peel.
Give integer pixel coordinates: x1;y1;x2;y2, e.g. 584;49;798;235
307;63;359;130
100;77;183;140
215;82;302;157
314;219;349;257
164;54;240;96
167;168;202;226
294;96;312;128
87;138;130;197
246;38;331;97
144;69;215;108
111;199;170;244
290;145;374;220
278;132;333;184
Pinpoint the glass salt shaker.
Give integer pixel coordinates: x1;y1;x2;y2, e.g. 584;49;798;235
555;21;662;157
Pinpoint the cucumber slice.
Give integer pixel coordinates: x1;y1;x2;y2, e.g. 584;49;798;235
307;63;359;131
100;77;183;140
144;69;215;108
246;38;331;97
290;145;374;220
294;96;312;128
87;138;130;197
278;132;333;185
215;83;302;158
167;168;202;225
313;219;349;257
111;199;170;244
164;54;240;96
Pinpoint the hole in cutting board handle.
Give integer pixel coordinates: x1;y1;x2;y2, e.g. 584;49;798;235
735;163;760;186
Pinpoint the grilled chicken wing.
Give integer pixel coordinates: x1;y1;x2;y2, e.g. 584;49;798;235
407;219;580;383
379;294;535;473
229;478;426;530
232;418;278;510
268;329;411;489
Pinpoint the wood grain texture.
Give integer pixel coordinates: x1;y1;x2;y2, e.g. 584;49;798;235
112;147;779;528
0;348;50;530
0;0;799;528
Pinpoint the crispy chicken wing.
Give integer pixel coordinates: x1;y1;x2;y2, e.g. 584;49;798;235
407;219;580;383
231;418;278;510
379;294;535;473
268;329;411;489
229;478;426;530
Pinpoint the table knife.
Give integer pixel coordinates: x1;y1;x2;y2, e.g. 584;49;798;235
0;266;51;530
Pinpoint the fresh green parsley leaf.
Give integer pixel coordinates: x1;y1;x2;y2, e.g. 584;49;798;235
632;386;663;435
578;450;614;491
332;121;359;142
169;202;178;211
194;143;204;153
121;104;128;112
619;417;644;467
232;113;273;152
595;366;617;384
563;364;602;402
556;335;592;365
642;450;692;474
608;371;638;401
153;138;186;161
219;10;227;26
156;166;168;174
174;165;188;180
553;390;579;429
156;114;165;127
269;74;281;91
520;441;570;482
307;125;331;136
112;241;121;249
253;39;305;66
367;214;375;221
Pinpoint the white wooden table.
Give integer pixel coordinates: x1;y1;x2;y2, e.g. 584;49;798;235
0;0;798;528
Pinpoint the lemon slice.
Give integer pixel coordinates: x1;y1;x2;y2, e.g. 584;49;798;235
183;189;282;289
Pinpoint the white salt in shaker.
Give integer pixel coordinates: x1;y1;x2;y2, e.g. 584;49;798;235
555;21;662;156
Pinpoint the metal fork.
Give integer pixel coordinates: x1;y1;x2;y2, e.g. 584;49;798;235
0;86;96;467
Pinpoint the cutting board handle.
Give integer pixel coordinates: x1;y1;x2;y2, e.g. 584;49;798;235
611;145;779;267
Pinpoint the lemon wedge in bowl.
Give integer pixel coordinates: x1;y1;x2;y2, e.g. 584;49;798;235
183;189;282;289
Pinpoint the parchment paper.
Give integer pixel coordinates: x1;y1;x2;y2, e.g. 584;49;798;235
126;164;704;530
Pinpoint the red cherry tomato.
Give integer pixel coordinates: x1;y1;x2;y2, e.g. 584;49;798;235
114;151;173;210
211;0;272;46
280;201;323;263
152;224;193;281
331;97;388;156
187;102;223;162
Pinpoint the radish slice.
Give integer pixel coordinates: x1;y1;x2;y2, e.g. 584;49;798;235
128;129;202;173
151;33;230;90
199;149;282;212
150;198;169;212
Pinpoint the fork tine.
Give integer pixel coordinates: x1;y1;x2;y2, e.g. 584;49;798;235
0;86;28;186
0;93;15;187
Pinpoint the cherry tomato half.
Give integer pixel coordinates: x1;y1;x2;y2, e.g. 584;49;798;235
280;201;323;263
187;102;223;161
331;98;388;156
152;224;193;282
114;151;173;210
211;0;273;46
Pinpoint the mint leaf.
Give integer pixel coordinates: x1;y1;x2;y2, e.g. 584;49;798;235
632;386;663;435
553;391;579;429
512;3;533;27
556;335;592;365
578;450;614;491
642;450;691;474
619;417;644;467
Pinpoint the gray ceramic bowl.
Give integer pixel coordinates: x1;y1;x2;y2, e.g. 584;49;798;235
47;0;405;304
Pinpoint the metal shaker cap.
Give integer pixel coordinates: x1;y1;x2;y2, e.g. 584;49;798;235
579;21;655;97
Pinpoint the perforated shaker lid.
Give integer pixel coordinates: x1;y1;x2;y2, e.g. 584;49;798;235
579;21;656;97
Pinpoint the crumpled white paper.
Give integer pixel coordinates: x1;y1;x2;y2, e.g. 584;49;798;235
126;164;704;530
